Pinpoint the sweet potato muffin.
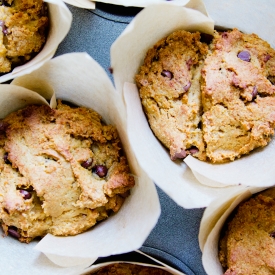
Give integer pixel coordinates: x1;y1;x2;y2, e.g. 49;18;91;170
219;188;275;275
0;0;48;73
0;100;135;243
136;28;275;163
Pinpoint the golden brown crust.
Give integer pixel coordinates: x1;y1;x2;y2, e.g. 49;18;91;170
202;29;275;163
136;30;208;161
136;28;275;163
0;100;135;243
219;188;275;275
0;0;48;73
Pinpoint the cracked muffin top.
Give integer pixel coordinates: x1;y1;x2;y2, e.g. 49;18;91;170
0;0;48;73
219;188;275;275
0;100;135;243
136;28;275;163
135;30;209;161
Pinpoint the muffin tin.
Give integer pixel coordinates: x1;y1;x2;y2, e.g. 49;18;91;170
2;0;275;274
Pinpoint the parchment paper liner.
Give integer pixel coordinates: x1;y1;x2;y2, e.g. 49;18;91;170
198;186;268;275
0;0;72;83
109;0;275;208
0;52;161;273
72;250;185;275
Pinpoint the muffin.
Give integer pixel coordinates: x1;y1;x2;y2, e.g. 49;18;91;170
202;28;275;163
218;188;275;275
135;30;209;161
88;263;172;275
0;100;135;243
0;0;48;74
136;28;275;163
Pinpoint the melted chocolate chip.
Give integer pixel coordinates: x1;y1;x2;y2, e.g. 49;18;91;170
19;190;32;200
81;158;93;170
93;165;108;178
161;70;173;79
252;86;258;100
3;152;11;164
172;150;187;160
187;146;199;155
183;81;191;92
0;20;8;35
8;226;21;239
237;51;251;62
264;54;271;62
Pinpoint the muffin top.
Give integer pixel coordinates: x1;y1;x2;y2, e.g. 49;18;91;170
0;100;135;243
136;28;275;163
0;0;48;73
219;188;275;275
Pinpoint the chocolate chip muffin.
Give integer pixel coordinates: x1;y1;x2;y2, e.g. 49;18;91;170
135;30;209;161
219;188;275;275
0;100;135;243
136;28;275;163
0;0;48;73
89;263;172;275
201;28;275;163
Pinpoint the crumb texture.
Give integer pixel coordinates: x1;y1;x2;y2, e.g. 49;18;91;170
0;0;48;73
136;29;275;163
219;188;275;275
0;100;135;243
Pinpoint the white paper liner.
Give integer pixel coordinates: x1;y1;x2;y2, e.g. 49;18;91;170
0;52;161;273
0;0;72;83
199;186;267;275
72;250;185;275
109;0;275;208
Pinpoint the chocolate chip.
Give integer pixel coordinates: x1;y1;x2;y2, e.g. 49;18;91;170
0;121;8;132
81;158;93;170
0;20;8;35
172;150;187;160
264;54;271;62
237;51;251;62
183;81;191;92
252;86;258;100
186;58;193;70
3;152;11;164
161;70;173;79
222;32;228;39
19;190;32;200
270;231;275;238
8;226;21;239
93;165;108;178
187;146;199;155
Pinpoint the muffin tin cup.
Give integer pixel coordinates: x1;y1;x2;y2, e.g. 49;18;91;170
110;0;275;208
74;250;185;275
0;0;72;83
198;186;268;274
0;52;161;272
